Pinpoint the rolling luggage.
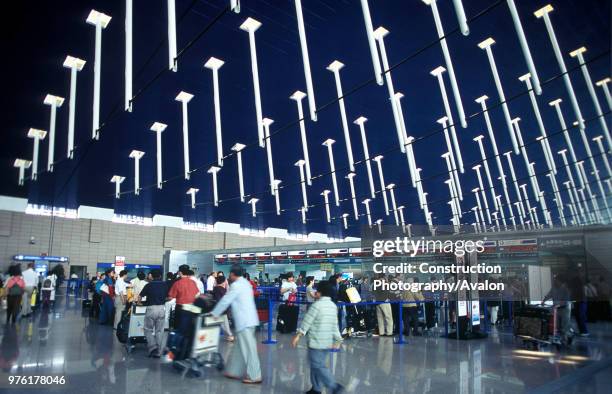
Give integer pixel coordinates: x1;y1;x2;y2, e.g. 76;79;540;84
82;299;92;309
116;310;130;343
276;304;299;333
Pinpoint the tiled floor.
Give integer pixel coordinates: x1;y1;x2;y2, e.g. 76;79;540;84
1;292;611;393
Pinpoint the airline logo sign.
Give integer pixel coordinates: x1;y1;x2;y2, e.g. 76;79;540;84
214;254;228;263
498;239;537;253
241;252;256;261
271;251;287;260
307;249;327;259
349;247;372;257
327;248;349;258
288;250;306;259
256;252;271;261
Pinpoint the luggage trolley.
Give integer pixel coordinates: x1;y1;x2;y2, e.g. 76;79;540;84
126;305;147;353
173;306;225;378
514;305;573;350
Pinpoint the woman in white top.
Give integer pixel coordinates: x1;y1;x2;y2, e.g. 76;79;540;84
280;273;298;302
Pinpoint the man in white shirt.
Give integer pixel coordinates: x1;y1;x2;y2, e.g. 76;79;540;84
189;270;204;294
206;271;217;293
280;273;298;302
22;263;39;317
114;270;129;329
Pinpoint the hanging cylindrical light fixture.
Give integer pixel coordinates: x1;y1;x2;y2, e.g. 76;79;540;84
295;160;308;210
125;0;133;111
208;166;221;207
327;60;355;172
322;139;340;207
595;78;612;110
431;67;464;172
373;155;389;215
248;198;259;217
354;116;376;199
110;175;125;199
263;118;276;195
321;190;331;223
27;129;47;181
204;57;225;167
293;0;317;121
359;0;384;86
187;188;199;209
362;198;372;227
231;143;246;202
43;95;64;173
273;179;282;215
129;150;145;196
86;10;111;140
175;91;194;180
240;17;265;147
150;122;167;189
291;91;312;185
422;0;467;128
63;56;86;159
13;160;31;186
347;172;359;220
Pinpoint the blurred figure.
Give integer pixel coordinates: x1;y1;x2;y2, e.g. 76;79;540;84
21;262;38;317
131;270;148;299
568;275;589;336
595;275;611;321
543;275;572;342
206;271;217;293
5;265;25;325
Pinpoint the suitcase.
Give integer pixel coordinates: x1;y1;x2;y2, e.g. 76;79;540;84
82;299;92;309
116;310;130;344
345;287;362;304
514;306;553;340
276;304;299;333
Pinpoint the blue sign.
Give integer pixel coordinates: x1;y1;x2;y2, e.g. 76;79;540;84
13;255;69;263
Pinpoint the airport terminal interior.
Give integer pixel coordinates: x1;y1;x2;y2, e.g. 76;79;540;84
1;0;612;393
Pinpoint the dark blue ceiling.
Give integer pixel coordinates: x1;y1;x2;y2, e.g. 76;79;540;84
1;0;610;238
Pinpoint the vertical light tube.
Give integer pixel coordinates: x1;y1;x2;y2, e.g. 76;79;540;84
111;176;125;199
362;199;372;227
452;0;469;36
273;180;281;215
240;18;264;147
559;150;588;222
86;11;111;140
535;5;585;130
175;92;194;180
473;189;487;231
474;136;498;210
374;27;405;153
475;95;506;182
347;173;359;220
373;156;389;215
442;153;460;206
432;67;464;172
595;78;612;110
293;0;317;121
507;0;541;95
167;0;177;71
512;118;540;201
44;95;64;172
291;91;312;184
425;0;467;128
519;74;556;173
327;61;355;172
125;0;133;111
342;214;349;230
300;207;307;225
355;117;376;199
68;66;78;157
204;57;225;166
570;48;611;151
395;94;418;187
295;160;308;210
322;191;331;223
263;118;276;195
398;206;406;230
359;0;384;86
323;139;340;206
150;122;167;189
388;184;399;225
208;166;221;207
494;195;507;229
504;151;524;212
129;150;144;196
473;165;491;224
438;117;461;192
248;198;258;217
231;144;246;202
479;38;518;154
514;202;525;228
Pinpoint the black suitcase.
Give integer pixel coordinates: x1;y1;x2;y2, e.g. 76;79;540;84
276;304;299;333
82;299;92;309
116;311;130;344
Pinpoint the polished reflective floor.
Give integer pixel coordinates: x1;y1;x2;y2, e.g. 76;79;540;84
1;292;611;393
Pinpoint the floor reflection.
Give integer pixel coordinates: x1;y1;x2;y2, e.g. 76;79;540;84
0;293;610;393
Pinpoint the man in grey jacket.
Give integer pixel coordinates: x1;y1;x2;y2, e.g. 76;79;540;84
211;265;261;384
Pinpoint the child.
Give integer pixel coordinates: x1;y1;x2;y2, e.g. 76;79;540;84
292;281;344;394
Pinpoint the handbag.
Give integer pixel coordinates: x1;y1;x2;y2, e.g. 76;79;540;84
287;292;297;306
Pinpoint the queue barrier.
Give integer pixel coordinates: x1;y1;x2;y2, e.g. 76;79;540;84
256;296;517;346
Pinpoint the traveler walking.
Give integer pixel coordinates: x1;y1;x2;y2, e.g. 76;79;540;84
167;265;200;339
211;265;261;384
138;269;168;358
292;281;345;394
21;263;38;317
99;270;116;326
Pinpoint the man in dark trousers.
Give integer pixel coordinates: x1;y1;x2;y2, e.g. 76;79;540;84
138;269;168;358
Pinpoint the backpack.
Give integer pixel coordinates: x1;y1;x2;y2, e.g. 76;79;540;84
43;278;52;288
95;280;104;295
8;282;24;296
